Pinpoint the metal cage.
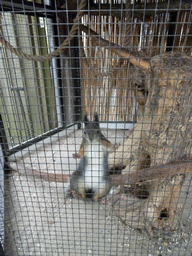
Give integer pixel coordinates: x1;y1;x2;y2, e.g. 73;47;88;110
0;0;192;255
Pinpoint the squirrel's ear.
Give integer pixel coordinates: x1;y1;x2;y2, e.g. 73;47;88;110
84;114;89;123
94;112;99;123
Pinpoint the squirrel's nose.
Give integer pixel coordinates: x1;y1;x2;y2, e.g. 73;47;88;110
89;137;93;142
89;134;94;142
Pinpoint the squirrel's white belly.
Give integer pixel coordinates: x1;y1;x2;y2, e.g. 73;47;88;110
84;142;106;190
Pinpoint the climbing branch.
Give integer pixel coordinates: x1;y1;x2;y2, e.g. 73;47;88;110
9;160;192;185
111;160;192;186
80;25;150;70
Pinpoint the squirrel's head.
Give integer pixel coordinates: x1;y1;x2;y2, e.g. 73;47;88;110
83;113;100;142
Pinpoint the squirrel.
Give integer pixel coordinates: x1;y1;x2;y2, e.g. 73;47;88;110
69;113;115;201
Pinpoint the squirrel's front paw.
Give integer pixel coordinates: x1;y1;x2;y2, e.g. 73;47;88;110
73;153;82;159
114;143;120;149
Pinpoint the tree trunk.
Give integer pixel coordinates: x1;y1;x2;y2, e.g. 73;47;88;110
108;52;192;236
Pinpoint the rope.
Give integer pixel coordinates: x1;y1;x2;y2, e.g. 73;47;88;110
123;0;132;47
0;0;87;62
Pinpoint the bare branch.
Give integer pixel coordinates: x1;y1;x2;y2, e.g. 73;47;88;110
111;160;192;186
80;25;151;70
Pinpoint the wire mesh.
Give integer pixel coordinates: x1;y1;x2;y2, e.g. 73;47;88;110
0;0;192;255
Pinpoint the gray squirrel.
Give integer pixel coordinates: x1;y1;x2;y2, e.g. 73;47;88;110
69;113;115;201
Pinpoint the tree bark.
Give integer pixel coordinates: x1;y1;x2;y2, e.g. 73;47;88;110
108;52;192;235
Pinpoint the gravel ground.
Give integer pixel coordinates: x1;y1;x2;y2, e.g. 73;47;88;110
4;129;192;256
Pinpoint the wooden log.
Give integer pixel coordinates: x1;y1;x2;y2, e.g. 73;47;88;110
108;52;192;169
108;52;192;235
112;174;185;236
